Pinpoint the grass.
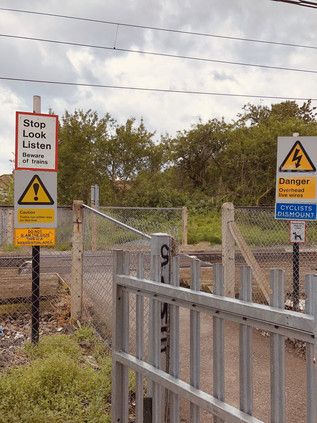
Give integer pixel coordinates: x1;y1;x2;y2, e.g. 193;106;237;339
187;211;222;245
0;326;124;423
1;244;21;253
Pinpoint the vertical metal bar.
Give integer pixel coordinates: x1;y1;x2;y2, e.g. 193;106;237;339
270;269;285;423
305;274;317;423
170;255;180;423
190;258;200;422
239;266;253;416
111;250;130;423
136;253;144;423
293;242;299;311
152;254;162;423
213;263;225;423
150;233;172;421
31;245;40;344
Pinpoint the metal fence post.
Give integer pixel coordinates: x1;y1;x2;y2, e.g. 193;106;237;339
305;274;317;423
222;202;235;297
270;269;285;423
170;255;180;422
182;206;188;246
239;266;253;416
190;258;200;422
71;200;84;320
136;252;144;423
213;263;225;423
111;250;130;423
149;233;172;422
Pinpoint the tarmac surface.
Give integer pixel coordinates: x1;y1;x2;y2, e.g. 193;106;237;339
177;308;306;423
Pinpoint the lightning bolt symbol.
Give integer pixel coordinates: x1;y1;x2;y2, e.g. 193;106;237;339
292;148;302;168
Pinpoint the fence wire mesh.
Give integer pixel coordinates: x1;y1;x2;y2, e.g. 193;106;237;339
0;206;73;359
81;206;183;355
234;206;317;309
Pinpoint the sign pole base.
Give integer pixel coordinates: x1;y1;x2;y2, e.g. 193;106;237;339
31;245;40;344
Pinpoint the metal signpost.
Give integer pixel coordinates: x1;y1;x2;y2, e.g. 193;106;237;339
275;135;317;310
14;96;58;343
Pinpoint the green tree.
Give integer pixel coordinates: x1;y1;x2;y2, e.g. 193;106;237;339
57;109;115;205
165;118;231;195
0;174;14;205
223;100;317;205
57;111;162;206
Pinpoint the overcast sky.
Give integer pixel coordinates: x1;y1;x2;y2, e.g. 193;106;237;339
0;0;316;174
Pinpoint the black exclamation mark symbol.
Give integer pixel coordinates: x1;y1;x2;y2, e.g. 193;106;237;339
33;183;39;201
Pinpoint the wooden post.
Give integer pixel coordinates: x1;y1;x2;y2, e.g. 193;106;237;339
182;206;188;246
71;200;84;319
222;202;235;297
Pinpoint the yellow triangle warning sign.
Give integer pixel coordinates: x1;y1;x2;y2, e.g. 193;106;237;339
18;175;54;205
279;140;316;172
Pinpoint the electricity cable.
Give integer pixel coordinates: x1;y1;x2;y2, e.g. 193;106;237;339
0;75;315;101
0;7;316;51
1;33;317;75
272;0;317;9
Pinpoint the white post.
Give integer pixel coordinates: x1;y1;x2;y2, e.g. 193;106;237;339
222;202;235;297
71;200;84;319
149;233;172;422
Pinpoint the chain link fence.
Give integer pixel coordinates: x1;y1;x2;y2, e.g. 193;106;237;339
234;206;317;309
3;200;311;360
80;205;184;355
0;206;73;361
1;204;184;358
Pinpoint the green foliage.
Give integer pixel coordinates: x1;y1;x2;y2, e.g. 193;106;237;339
56;100;317;211
0;331;113;423
187;211;222;245
2;244;20;252
0;174;14;205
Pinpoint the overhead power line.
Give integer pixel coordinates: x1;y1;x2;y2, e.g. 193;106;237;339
272;0;317;9
0;75;315;101
0;7;316;51
1;33;317;75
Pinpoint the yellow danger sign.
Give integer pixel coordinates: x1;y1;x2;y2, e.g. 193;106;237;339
277;176;316;200
18;174;54;205
14;228;55;246
279;140;316;172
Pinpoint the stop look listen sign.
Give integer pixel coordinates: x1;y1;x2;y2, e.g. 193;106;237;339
15;112;58;172
14;111;58;245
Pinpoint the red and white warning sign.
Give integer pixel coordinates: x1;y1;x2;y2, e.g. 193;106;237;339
15;112;58;171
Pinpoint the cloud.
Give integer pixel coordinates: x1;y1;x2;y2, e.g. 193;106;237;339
0;0;317;176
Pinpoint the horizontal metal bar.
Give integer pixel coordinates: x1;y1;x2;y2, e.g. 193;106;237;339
116;275;315;342
115;352;264;423
83;204;151;240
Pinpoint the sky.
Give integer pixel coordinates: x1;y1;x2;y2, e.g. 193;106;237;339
0;0;317;174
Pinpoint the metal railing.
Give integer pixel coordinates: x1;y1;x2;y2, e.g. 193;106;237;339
112;244;317;422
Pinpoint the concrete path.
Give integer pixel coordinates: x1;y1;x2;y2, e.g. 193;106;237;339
178;308;306;422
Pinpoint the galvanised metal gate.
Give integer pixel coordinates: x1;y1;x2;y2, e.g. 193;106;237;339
111;235;317;422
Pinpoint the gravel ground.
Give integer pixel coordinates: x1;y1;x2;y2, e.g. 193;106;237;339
0;298;71;370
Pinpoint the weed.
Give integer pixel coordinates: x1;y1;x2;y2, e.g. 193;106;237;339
0;329;114;422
